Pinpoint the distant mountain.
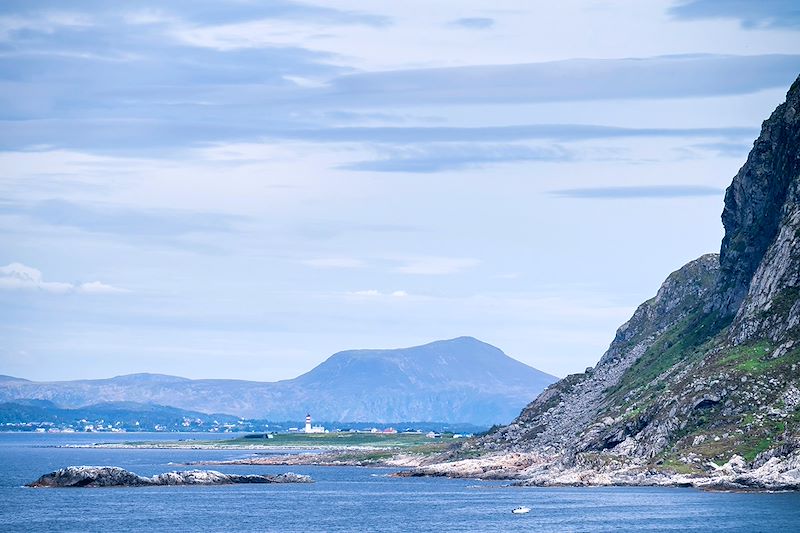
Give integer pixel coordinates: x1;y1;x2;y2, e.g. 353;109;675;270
0;375;29;382
0;337;557;425
0;400;241;431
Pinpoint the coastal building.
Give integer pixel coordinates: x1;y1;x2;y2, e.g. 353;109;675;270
303;414;325;434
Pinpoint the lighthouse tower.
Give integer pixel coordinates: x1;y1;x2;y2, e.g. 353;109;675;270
304;414;312;433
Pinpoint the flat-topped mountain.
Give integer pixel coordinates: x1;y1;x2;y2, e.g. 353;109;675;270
0;337;557;425
295;336;552;393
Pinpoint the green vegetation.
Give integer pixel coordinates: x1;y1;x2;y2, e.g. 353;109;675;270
760;286;800;320
653;426;774;469
660;457;701;476
623;405;643;419
333;450;400;463
742;438;773;462
454;449;486;459
228;431;445;448
112;431;459;465
320;440;454;463
718;340;773;372
600;304;797;470
120;431;454;450
717;342;800;375
607;309;728;403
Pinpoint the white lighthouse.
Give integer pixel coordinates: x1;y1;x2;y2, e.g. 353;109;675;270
303;413;325;433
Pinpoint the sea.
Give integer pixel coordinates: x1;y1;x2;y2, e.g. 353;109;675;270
0;433;798;532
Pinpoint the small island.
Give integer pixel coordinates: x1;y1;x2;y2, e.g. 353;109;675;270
27;466;312;488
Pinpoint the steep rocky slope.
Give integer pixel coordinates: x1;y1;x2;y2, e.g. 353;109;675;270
0;337;556;425
414;76;800;490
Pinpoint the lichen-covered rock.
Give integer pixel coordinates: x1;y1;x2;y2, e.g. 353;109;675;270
26;466;313;487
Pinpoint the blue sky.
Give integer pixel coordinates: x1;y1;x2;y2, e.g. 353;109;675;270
1;0;798;381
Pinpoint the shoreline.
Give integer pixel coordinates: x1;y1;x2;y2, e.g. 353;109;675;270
394;469;800;493
186;450;427;468
57;442;387;451
393;450;800;493
187;452;800;492
50;439;800;493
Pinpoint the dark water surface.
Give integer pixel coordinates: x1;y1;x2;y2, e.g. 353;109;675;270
0;433;798;532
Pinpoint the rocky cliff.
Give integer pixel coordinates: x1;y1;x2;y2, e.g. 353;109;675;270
413;76;800;490
718;75;800;344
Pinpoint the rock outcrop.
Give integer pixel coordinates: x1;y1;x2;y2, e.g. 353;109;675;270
26;466;312;487
414;75;800;490
724;75;800;344
716;75;800;322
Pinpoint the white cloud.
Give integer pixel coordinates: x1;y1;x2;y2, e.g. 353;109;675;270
78;281;130;294
0;263;128;295
283;75;330;89
0;12;94;41
172;19;346;52
0;263;72;293
166;1;800;73
394;256;479;275
352;289;381;296
122;10;175;26
302;257;367;269
348;289;409;298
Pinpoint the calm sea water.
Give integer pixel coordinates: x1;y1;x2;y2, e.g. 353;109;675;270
0;433;798;532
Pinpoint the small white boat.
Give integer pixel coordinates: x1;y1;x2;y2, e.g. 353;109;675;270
511;506;531;515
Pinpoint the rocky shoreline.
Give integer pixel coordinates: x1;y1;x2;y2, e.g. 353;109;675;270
57;442;370;451
26;466;313;488
188;450;426;468
183;447;800;491
26;451;800;491
397;450;800;492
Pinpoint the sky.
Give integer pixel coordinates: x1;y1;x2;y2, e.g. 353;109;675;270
1;0;799;382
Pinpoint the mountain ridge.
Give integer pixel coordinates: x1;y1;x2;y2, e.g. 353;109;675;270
0;399;244;432
0;337;557;425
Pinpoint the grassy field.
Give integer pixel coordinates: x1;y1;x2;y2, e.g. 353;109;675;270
229;431;448;448
111;431;461;450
